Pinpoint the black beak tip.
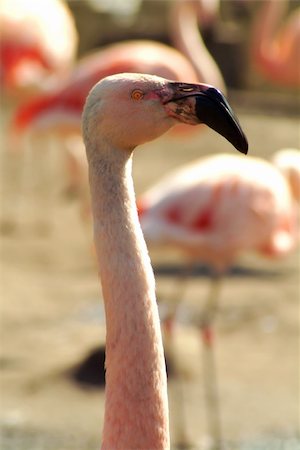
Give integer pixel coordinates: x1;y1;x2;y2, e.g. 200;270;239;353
237;133;248;155
195;88;249;156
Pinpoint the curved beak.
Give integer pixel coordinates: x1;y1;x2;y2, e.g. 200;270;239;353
163;82;248;155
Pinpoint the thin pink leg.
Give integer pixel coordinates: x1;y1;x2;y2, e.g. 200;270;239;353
198;273;223;450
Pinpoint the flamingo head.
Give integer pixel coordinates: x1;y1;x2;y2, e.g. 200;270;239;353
82;73;248;154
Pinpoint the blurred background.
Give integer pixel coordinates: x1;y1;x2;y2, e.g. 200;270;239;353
0;1;299;449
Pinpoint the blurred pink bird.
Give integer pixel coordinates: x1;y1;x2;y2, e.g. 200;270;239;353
11;0;225;135
8;0;225;234
251;0;300;87
81;73;247;448
139;153;298;268
138;151;299;446
0;0;78;99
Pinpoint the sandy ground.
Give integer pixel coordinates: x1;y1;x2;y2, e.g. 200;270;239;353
0;96;299;449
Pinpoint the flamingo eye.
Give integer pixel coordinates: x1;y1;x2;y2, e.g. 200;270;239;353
131;89;144;101
181;87;194;92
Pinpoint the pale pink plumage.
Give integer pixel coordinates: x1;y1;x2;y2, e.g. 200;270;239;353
138;153;299;271
82;73;172;449
81;72;247;449
0;0;77;97
251;0;300;87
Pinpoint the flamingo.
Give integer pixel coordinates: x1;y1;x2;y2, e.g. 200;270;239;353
138;153;298;265
0;0;78;99
81;72;247;448
251;0;300;87
137;151;299;447
0;0;78;232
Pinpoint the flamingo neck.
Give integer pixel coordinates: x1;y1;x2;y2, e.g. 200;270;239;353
169;0;226;92
251;0;287;74
87;141;169;449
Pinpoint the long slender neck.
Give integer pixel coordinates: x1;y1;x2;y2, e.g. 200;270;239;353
87;141;169;449
251;0;287;71
169;0;226;92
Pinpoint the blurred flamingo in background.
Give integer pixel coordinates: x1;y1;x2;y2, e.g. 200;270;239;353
0;0;78;233
251;0;300;87
11;40;199;135
7;0;226;232
139;153;299;265
11;0;225;135
0;0;78;99
7;39;200;231
138;150;299;447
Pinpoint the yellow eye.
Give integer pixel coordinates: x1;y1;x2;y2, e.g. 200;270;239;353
131;89;144;101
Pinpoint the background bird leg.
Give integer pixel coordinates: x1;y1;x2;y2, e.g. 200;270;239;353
162;263;195;448
198;271;223;450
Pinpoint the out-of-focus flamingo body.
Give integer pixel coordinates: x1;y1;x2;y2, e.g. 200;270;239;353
139;153;298;270
12;0;225;134
138;151;299;447
12;40;199;133
251;0;300;87
0;0;77;96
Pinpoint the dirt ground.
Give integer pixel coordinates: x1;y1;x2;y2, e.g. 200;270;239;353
0;94;299;450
